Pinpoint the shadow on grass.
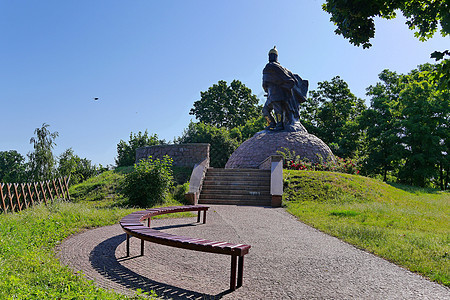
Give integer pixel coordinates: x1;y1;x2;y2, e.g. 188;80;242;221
386;182;443;194
89;233;232;300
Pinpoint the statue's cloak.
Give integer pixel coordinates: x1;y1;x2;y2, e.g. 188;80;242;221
263;62;308;119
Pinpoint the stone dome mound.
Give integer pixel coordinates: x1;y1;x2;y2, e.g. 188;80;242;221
225;130;334;169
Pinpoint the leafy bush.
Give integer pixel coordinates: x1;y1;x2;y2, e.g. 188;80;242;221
277;147;360;175
122;156;174;207
172;182;190;203
171;166;193;185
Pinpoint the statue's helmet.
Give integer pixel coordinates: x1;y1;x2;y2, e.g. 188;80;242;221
268;46;278;56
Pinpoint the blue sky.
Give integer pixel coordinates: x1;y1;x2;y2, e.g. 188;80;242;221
1;0;448;166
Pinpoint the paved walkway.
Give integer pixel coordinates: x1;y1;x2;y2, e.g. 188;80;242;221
57;205;450;299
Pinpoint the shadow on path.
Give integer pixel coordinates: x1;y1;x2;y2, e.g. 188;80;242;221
89;233;231;300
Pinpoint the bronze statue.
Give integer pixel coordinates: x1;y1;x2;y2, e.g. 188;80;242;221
262;46;309;131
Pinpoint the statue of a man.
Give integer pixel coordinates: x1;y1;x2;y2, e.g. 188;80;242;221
262;46;309;131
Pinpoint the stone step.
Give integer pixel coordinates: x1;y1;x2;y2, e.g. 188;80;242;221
208;168;269;173
204;174;270;180
199;192;271;200
198;198;271;206
206;172;270;178
200;185;270;192
202;180;270;188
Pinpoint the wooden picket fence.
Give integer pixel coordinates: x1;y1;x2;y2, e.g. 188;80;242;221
0;176;70;214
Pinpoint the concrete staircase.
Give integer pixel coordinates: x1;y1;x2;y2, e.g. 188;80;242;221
198;168;272;206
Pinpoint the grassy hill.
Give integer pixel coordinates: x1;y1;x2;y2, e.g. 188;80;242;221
283;170;449;286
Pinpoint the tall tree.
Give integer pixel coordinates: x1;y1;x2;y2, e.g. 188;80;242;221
398;65;449;187
303;76;367;158
190;80;261;130
28;123;58;181
362;70;405;181
175;121;239;168
57;148;97;185
363;65;449;188
0;150;27;183
116;130;163;167
322;0;450;89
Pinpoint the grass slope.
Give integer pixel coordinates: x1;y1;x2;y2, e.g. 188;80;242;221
0;201;152;299
283;170;450;286
0;168;191;299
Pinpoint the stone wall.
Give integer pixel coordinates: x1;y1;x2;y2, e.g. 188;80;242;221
135;144;210;168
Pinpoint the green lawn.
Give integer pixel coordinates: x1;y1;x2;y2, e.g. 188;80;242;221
283;170;450;287
0;201;152;299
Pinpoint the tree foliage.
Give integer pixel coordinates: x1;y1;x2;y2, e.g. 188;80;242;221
189;80;261;130
398;65;449;187
300;76;367;158
115;130;163;167
323;0;450;89
361;69;405;181
322;0;449;49
175;121;239;168
361;65;449;188
0;150;27;183
57;148;98;185
229;116;266;143
28;123;59;181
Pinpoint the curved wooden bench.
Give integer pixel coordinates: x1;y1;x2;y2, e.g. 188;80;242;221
119;205;251;291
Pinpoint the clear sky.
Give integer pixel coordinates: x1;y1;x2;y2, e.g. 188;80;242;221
1;0;448;166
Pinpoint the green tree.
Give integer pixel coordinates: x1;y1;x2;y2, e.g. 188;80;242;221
322;0;449;48
0;150;27;183
322;0;450;88
189;80;261;130
361;69;405;181
229;116;266;143
175;121;239;168
115;130;164;167
362;65;449;188
302;76;367;158
57;148;97;185
398;65;449;187
28;123;59;181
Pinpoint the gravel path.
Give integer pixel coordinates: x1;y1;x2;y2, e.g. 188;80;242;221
57;205;450;299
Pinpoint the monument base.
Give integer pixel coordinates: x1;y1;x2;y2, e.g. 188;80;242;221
225;130;334;169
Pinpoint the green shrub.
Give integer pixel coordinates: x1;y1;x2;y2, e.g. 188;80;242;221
277;147;360;175
172;182;190;203
122;156;174;207
171;166;193;184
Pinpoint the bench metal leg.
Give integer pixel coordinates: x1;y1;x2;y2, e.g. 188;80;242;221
237;256;244;288
126;234;130;257
197;210;207;224
230;255;237;291
141;239;145;256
